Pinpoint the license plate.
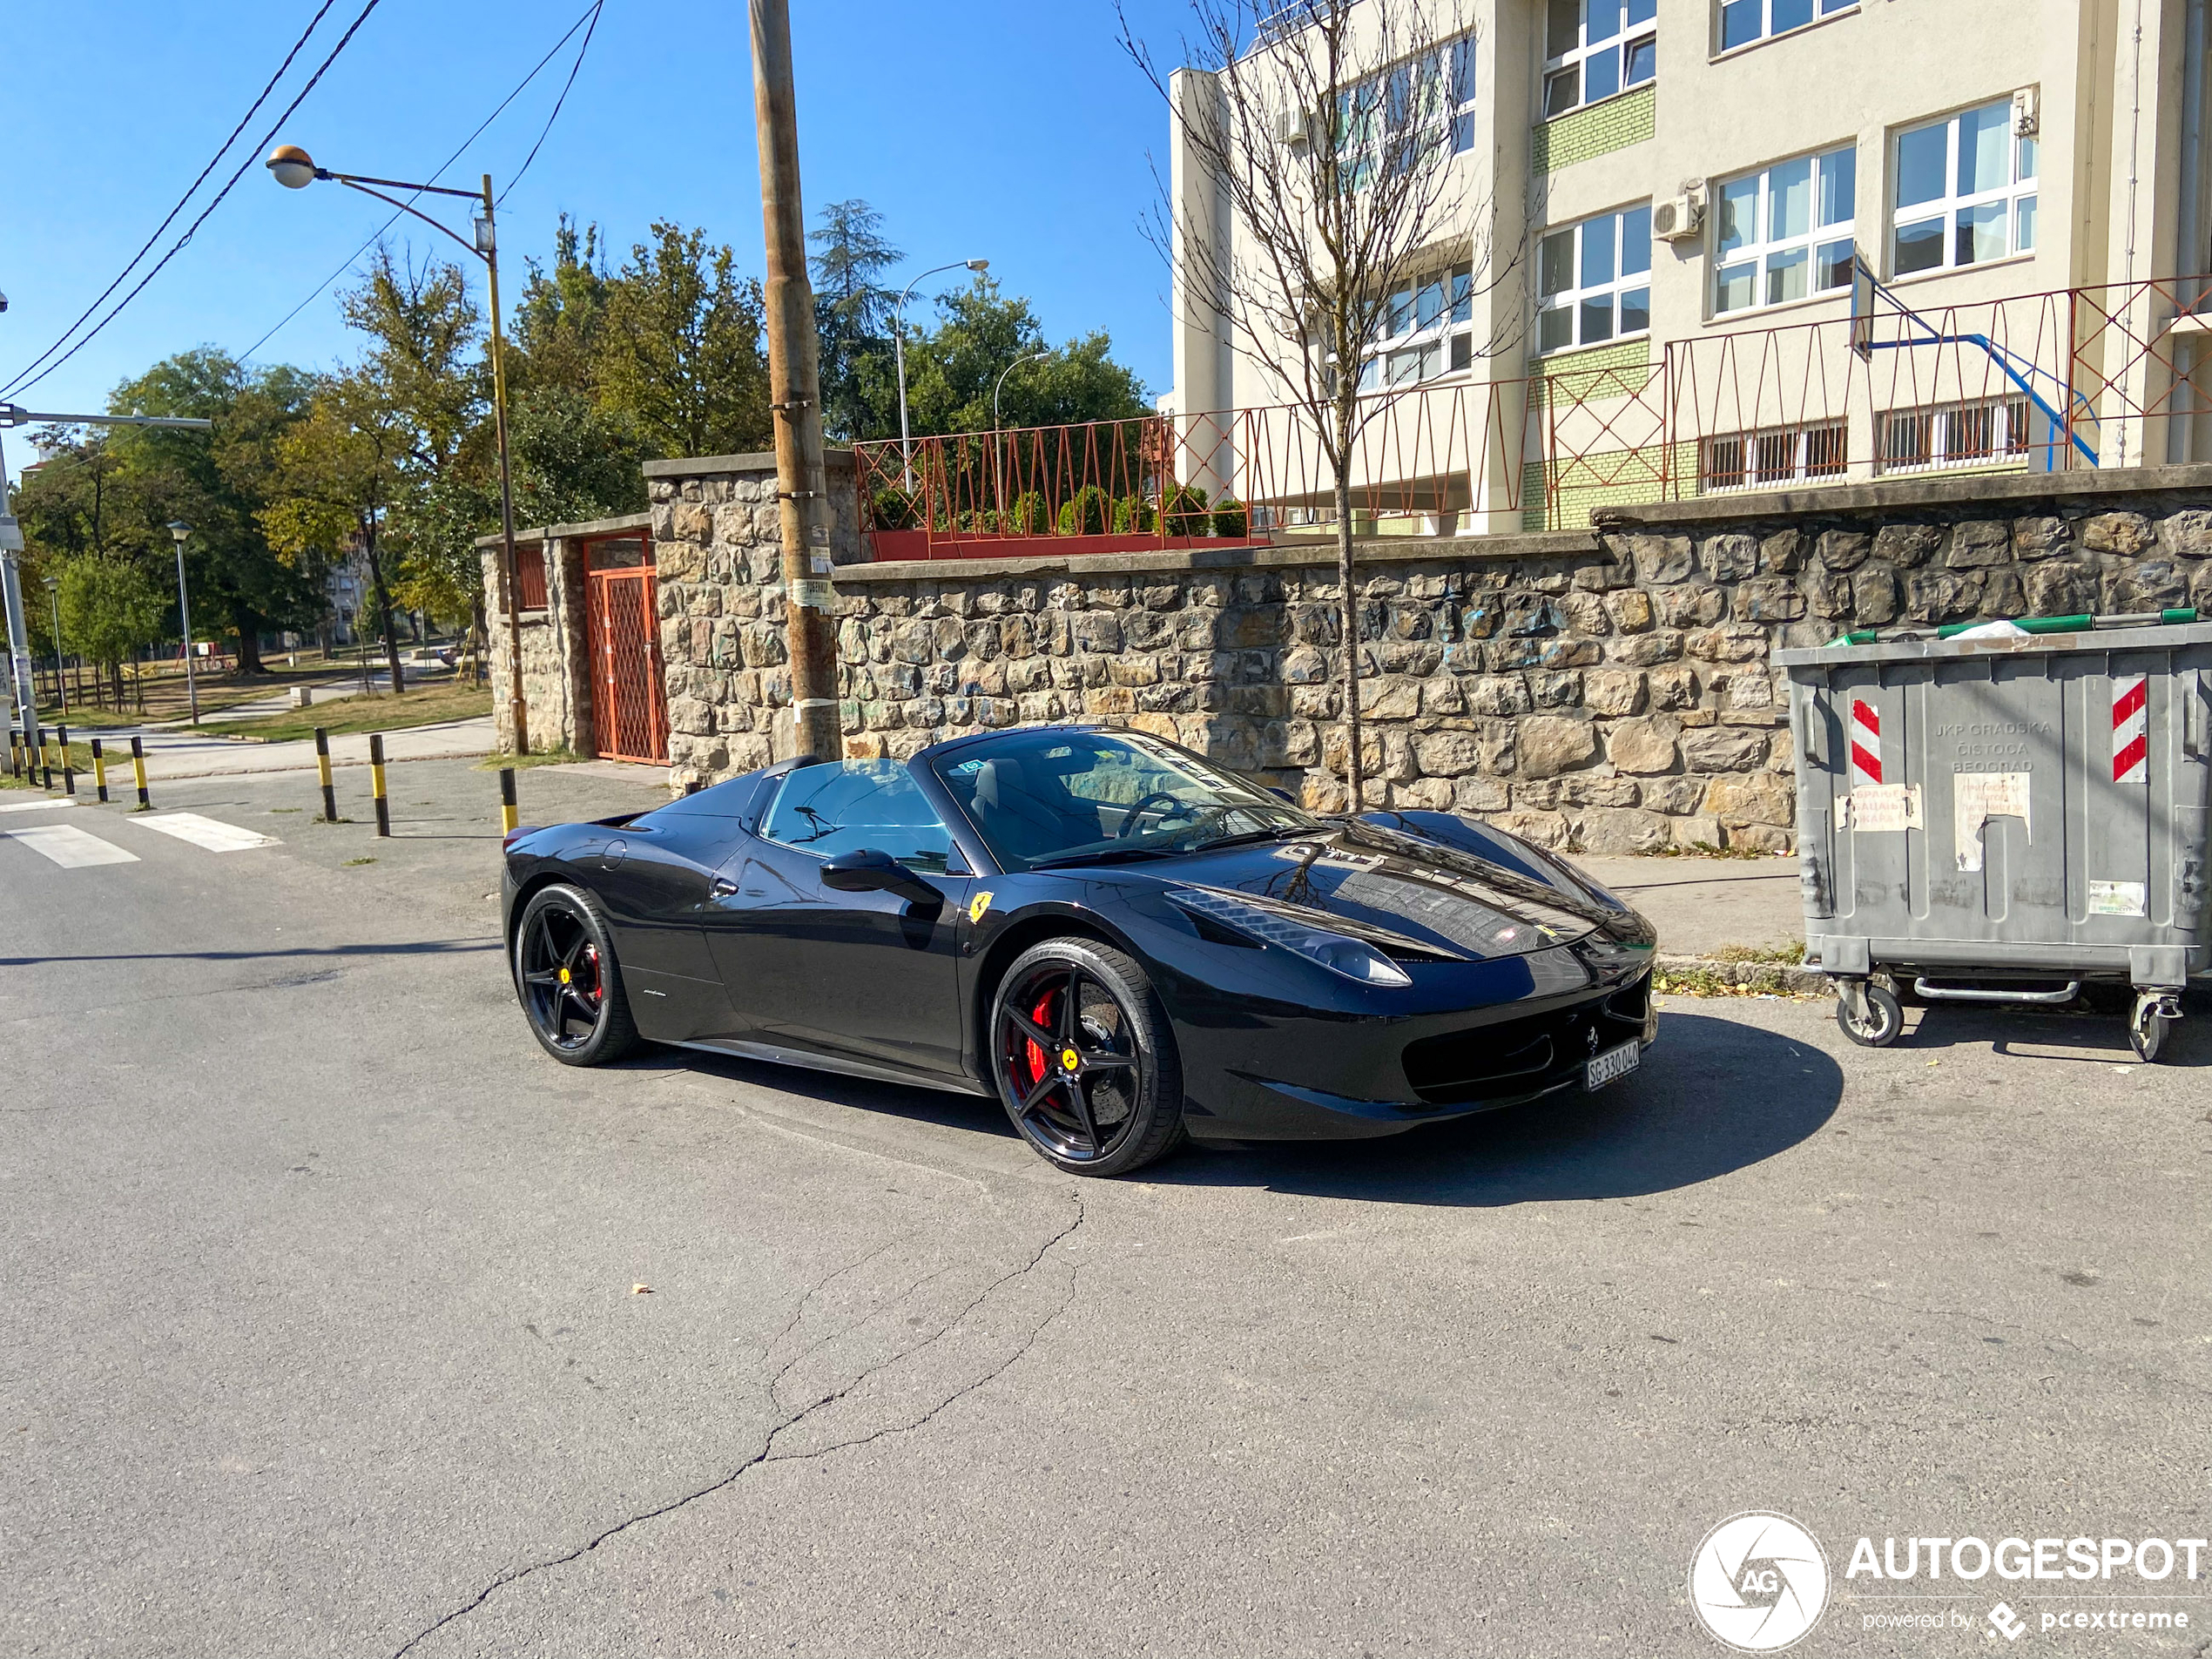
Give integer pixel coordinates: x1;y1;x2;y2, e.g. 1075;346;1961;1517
1584;1041;1642;1091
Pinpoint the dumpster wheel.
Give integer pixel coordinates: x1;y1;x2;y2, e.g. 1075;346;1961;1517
2128;993;2181;1063
1837;980;1903;1048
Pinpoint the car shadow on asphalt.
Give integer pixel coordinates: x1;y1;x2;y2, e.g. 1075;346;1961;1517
1154;1011;1843;1204
628;1011;1841;1204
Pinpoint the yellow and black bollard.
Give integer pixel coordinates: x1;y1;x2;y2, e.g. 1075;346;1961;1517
57;724;75;797
314;726;338;822
499;765;518;835
91;738;109;804
368;732;389;837
7;727;20;779
129;735;150;811
35;724;50;790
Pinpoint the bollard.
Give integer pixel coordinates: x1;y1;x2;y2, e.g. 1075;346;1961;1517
368;733;389;837
130;735;150;810
35;724;50;790
7;727;19;779
57;724;75;797
314;726;338;823
91;738;109;804
498;765;518;835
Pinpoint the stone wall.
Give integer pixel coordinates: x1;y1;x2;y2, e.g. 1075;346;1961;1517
480;511;650;756
642;458;2212;854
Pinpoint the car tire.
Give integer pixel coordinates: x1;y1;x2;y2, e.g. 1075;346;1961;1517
515;883;640;1066
988;937;1185;1177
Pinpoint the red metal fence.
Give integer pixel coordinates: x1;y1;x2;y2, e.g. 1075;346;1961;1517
851;275;2212;554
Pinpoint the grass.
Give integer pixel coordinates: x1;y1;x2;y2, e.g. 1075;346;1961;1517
1645;841;1779;860
3;740;101;789
30;654;358;726
212;681;491;744
1709;941;1808;966
1655;966;1814;999
475;747;590;772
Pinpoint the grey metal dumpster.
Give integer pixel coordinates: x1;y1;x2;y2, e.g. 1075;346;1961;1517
1776;623;2212;1059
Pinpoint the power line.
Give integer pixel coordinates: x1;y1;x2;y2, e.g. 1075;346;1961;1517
0;0;347;398
239;0;605;367
1;0;385;402
500;1;603;205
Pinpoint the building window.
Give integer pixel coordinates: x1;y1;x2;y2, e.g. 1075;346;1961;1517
1340;33;1479;191
1537;205;1651;354
1891;98;2038;276
1358;262;1477;390
1713;145;1856;314
1717;0;1854;53
1543;0;1656;118
1701;421;1847;492
1877;395;2031;474
516;549;550;611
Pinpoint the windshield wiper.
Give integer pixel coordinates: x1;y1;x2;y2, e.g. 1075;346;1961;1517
1188;824;1318;853
1024;846;1184;871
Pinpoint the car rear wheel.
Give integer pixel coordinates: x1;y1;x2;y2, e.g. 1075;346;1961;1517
989;939;1184;1176
516;884;639;1065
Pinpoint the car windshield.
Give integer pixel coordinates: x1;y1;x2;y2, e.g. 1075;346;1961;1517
931;729;1314;871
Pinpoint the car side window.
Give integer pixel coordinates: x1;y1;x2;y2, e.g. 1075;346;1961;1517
760;760;954;873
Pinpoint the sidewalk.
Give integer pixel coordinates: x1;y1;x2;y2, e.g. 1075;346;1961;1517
115;716;496;780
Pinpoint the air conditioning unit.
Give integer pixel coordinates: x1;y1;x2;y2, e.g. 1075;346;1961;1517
1275;102;1310;145
2013;86;2040;137
1653;194;1705;242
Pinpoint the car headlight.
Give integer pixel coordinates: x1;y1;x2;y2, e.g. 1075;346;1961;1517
1166;887;1413;988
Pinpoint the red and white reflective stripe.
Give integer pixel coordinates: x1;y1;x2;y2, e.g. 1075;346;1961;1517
2113;674;2149;784
1849;698;1883;786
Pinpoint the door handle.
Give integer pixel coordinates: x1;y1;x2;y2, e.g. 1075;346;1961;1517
711;875;739;897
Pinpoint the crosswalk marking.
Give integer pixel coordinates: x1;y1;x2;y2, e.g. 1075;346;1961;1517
0;796;75;813
132;813;280;852
3;824;140;867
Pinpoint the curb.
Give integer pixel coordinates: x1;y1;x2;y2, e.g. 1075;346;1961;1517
1655;953;1831;995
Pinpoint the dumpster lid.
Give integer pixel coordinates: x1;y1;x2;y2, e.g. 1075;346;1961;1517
1773;621;2212;668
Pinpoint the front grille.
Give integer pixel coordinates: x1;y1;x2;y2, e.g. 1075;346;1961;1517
1401;974;1649;1106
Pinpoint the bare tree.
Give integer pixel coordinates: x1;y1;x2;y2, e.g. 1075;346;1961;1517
1122;0;1509;808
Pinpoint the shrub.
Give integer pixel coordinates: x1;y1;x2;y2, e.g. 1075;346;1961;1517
1211;496;1249;538
1112;494;1156;534
1004;490;1048;535
1163;482;1211;536
1057;483;1112;536
871;486;921;532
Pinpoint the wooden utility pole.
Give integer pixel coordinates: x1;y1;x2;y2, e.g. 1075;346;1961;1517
749;0;841;765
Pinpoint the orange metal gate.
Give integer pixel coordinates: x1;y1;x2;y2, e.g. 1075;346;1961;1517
584;563;668;765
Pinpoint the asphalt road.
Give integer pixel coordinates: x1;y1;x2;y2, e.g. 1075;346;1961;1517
3;761;2209;1659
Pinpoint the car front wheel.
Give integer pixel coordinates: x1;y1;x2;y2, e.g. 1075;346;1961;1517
516;883;640;1065
989;938;1185;1177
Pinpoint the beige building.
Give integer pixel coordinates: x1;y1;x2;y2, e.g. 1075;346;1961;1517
1161;0;2212;528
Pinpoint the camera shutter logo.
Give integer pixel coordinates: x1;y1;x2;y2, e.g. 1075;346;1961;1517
1689;1512;1830;1652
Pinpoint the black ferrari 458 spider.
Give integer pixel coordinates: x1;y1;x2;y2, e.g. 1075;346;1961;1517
502;725;1657;1175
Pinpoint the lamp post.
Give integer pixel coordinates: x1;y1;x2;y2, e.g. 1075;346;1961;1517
42;574;66;713
166;521;199;725
992;348;1049;520
266;144;530;754
893;257;989;493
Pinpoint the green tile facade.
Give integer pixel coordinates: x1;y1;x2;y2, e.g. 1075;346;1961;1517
1530;84;1656;176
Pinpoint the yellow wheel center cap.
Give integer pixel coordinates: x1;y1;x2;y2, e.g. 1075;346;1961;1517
1061;1048;1081;1073
559;968;571;984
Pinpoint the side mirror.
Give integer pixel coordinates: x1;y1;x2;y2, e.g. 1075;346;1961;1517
820;847;940;906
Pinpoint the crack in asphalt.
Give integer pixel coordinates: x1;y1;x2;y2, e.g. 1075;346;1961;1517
388;1194;1086;1659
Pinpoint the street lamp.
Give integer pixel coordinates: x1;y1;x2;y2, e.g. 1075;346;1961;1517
266;144;531;754
167;521;199;725
992;348;1049;520
893;258;989;493
41;574;65;713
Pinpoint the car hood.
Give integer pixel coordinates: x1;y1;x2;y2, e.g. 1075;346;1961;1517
1097;813;1652;963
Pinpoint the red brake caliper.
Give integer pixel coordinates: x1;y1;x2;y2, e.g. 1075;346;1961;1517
1023;989;1054;1085
583;944;603;1003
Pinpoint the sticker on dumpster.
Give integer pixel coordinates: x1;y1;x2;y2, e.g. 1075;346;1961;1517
2113;674;2149;784
1953;771;2032;872
1850;783;1922;833
2088;879;2148;917
1850;698;1883;785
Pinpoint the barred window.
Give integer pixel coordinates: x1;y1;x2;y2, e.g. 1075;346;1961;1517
1877;395;2030;474
1701;421;1847;493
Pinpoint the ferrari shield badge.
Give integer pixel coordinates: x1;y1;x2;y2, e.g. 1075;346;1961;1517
968;890;995;924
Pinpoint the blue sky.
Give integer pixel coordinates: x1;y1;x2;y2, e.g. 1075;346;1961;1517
3;0;1196;421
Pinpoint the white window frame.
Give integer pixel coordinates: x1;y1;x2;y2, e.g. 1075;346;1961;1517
1889;98;2040;278
1712;145;1857;316
1715;0;1855;55
1536;205;1652;356
1701;420;1847;493
1876;394;2032;475
1339;34;1480;190
1356;261;1479;392
1542;0;1656;118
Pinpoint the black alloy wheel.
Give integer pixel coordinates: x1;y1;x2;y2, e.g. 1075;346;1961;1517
516;884;639;1065
989;938;1185;1176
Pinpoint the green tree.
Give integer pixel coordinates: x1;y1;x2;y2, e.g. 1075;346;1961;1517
511;215;615;399
809;199;902;442
59;551;169;705
595;221;771;457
